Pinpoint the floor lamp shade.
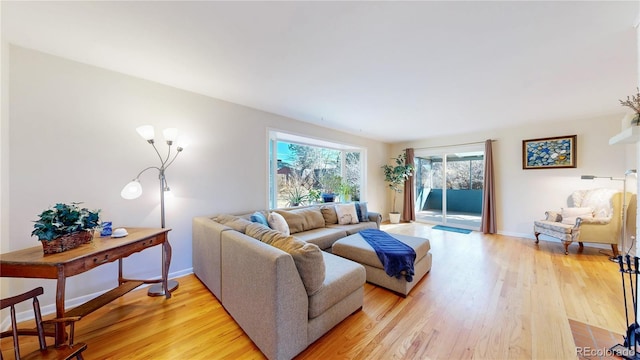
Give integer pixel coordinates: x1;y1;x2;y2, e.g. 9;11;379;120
136;125;155;141
121;180;143;200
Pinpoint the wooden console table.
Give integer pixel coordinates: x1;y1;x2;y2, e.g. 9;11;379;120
0;227;174;343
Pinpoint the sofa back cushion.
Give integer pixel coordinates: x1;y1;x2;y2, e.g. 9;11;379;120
246;222;273;239
275;207;325;234
320;205;338;225
214;214;254;233
245;223;326;295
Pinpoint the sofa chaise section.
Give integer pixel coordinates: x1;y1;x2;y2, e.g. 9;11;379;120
193;203;377;360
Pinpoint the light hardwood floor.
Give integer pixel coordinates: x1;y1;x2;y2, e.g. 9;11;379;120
1;223;631;359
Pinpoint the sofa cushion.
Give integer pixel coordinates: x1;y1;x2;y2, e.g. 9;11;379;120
293;227;348;250
335;203;359;225
246;223;325;295
308;252;365;319
268;212;290;236
214;214;253;233
245;222;273;240
275;207;325;234
320;205;338;225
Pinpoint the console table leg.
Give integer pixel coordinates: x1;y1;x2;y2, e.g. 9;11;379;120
55;267;66;345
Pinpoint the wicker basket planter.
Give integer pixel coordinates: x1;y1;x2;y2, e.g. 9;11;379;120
41;230;93;254
32;202;101;254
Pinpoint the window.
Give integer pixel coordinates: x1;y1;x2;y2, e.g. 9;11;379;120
269;131;364;209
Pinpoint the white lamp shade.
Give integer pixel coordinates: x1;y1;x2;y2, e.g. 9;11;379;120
121;180;143;199
176;135;191;150
136;125;155;141
163;128;178;142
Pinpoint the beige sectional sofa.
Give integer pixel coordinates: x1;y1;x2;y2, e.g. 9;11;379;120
192;204;381;360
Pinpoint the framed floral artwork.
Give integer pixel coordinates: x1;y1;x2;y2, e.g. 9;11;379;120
522;135;577;169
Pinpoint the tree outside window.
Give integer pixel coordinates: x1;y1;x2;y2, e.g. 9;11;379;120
272;140;363;208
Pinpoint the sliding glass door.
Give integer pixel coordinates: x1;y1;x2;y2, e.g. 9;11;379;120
414;145;484;230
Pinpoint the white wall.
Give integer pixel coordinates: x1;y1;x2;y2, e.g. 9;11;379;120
1;45;389;309
393;113;632;241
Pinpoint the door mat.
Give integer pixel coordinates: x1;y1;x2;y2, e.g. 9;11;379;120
432;225;472;234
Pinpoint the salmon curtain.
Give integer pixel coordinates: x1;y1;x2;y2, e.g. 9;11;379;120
403;148;416;222
480;139;497;234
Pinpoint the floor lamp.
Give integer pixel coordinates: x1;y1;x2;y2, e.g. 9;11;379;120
581;169;637;259
121;125;187;296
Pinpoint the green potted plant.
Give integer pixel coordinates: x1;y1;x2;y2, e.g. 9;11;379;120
338;181;355;202
285;185;309;207
308;188;321;204
32;202;101;254
381;153;414;223
320;174;342;202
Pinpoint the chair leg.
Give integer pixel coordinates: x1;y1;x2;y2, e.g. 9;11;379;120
611;244;620;257
534;232;540;244
578;242;584;248
562;241;570;255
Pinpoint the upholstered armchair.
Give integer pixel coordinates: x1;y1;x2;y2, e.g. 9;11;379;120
534;188;635;255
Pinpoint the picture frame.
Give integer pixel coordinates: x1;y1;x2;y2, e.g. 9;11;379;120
522;135;577;169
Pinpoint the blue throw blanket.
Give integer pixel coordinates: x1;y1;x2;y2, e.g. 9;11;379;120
359;229;416;282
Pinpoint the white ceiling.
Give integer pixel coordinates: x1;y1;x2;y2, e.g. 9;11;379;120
2;1;639;143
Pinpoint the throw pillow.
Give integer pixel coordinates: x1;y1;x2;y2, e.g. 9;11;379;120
268;212;290;236
354;202;369;222
320;205;338;225
561;207;594;225
335;203;359;225
250;211;269;227
561;207;594;218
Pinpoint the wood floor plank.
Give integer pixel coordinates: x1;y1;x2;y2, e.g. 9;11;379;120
1;222;630;359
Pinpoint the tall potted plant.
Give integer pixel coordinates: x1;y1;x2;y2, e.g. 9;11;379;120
382;153;414;223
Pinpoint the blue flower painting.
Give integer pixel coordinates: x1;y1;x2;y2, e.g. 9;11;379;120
523;135;576;169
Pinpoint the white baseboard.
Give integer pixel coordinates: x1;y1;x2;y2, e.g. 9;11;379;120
497;230;614;253
1;267;193;331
